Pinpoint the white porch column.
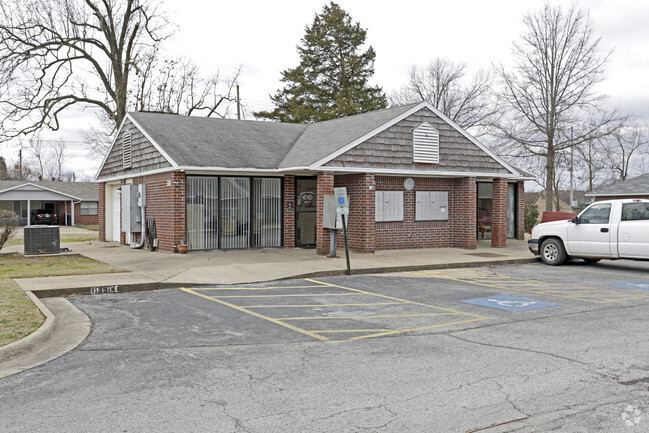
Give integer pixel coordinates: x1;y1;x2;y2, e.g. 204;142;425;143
26;200;31;226
71;200;75;226
64;201;68;226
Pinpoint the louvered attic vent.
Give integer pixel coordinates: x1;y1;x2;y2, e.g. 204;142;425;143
122;130;132;169
413;122;439;164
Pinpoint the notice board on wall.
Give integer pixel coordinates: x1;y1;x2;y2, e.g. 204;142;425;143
415;191;448;221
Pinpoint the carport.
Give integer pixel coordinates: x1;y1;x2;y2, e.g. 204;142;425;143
0;182;78;226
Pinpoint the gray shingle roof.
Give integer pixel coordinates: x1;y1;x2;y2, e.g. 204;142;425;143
129;104;421;169
279;103;420;168
0;181;98;201
587;173;649;196
129;112;306;169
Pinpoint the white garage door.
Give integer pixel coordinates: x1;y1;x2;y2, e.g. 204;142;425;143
112;186;121;241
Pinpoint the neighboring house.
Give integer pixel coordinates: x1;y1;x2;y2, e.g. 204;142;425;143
526;190;588;222
0;181;99;226
95;102;532;254
587;173;649;201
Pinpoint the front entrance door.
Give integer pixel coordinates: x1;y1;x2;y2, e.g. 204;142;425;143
295;177;317;247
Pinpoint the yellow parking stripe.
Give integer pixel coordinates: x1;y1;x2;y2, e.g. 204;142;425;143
312;329;391;333
181;279;488;343
404;270;649;303
305;278;487;319
197;285;324;290
280;313;458;321
179;287;331;341
212;293;362;298
245;302;407;308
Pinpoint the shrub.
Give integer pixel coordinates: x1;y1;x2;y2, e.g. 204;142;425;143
524;204;539;232
0;209;18;251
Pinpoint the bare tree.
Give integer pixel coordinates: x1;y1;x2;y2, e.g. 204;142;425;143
27;137;46;180
603;123;649;182
0;0;171;142
50;139;67;181
390;58;497;136
574;138;607;192
494;3;622;211
134;57;242;117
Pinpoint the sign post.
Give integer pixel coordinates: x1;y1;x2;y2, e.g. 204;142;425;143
333;187;351;276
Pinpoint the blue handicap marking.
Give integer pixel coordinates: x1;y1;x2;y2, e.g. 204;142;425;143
462;295;558;312
608;281;649;290
337;197;345;205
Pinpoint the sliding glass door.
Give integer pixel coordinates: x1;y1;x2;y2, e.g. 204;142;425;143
186;176;282;250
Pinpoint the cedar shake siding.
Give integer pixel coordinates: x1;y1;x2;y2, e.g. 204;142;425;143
98;119;172;179
324;108;508;174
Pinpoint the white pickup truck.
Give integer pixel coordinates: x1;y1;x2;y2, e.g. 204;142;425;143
528;199;649;265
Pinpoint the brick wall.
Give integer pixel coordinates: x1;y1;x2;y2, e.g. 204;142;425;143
99;173;185;251
316;172;334;255
125;172;186;252
98;183;106;241
451;177;477;249
372;176;457;250
283;174;296;248
491;178;507;247
516;181;525;239
334;174;376;252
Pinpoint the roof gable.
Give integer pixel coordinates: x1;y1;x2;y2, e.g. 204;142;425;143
319;105;513;175
0;181;99;201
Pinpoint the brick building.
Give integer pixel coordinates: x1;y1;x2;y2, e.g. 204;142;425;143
0;181;99;226
95;102;530;253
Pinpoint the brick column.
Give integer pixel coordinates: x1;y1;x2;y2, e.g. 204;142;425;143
357;174;376;253
491;178;508;248
98;182;106;242
452;177;477;249
516;180;525;240
283;175;296;248
316;172;334;255
170;172;186;250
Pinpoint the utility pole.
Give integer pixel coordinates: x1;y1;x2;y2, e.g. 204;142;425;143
569;127;574;212
18;148;22;181
236;84;241;120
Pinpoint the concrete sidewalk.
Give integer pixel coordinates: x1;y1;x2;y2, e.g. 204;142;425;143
13;238;537;297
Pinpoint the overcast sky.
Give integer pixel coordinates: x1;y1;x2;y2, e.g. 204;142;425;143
2;0;648;180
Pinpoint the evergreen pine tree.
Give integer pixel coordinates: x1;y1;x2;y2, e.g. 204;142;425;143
255;2;387;123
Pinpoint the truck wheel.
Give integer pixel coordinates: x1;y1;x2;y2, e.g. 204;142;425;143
540;238;567;266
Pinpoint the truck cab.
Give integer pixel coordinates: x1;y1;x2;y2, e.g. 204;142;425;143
528;199;649;265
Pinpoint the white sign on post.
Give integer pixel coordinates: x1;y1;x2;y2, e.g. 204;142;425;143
333;187;349;215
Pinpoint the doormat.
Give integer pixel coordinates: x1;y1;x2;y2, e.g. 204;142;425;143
464;252;508;258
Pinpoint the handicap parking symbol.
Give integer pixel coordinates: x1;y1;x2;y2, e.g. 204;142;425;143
462;295;558;311
608;281;649;290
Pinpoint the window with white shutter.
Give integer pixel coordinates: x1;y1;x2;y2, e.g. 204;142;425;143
413;122;439;164
122;130;132;169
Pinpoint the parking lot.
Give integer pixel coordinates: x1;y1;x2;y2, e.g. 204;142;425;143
2;260;649;432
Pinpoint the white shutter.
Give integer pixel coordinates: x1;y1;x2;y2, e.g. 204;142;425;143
122;130;132;169
413;122;439;164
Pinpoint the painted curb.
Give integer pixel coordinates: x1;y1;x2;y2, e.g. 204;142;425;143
0;291;57;363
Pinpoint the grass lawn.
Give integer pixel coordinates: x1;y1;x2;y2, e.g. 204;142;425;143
0;253;126;347
4;227;99;247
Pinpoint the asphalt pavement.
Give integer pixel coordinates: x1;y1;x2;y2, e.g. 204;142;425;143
2;261;649;432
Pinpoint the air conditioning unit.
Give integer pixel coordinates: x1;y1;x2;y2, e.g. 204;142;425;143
24;226;60;255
